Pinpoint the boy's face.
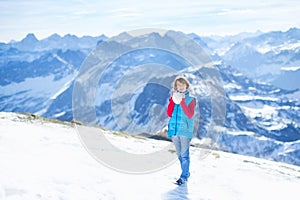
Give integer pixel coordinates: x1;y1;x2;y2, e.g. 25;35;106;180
176;81;187;92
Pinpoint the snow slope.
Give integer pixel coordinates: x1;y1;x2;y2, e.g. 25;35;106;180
0;112;300;200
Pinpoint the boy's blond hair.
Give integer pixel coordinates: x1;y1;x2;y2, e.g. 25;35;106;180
173;76;190;91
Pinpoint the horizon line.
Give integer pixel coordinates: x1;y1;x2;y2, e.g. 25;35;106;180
2;26;299;44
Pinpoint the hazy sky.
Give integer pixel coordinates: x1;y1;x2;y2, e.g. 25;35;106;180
0;0;299;42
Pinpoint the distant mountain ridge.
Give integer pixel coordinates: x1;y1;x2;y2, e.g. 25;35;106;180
1;33;108;52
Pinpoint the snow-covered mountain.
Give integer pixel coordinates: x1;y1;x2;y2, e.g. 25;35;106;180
5;33;107;52
1;112;300;200
216;63;300;166
201;27;300;90
0;29;299;168
0;33;106;121
0;49;80;121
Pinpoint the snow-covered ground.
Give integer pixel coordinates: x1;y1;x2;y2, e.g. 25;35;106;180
0;112;299;200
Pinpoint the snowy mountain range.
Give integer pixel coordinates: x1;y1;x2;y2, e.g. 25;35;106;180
0;28;299;167
196;28;300;90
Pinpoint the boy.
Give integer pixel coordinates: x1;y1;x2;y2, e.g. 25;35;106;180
166;76;196;185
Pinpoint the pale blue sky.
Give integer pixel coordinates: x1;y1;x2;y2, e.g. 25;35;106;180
0;0;299;42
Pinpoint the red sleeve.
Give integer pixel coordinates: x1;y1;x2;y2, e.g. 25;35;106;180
166;97;175;117
180;99;195;118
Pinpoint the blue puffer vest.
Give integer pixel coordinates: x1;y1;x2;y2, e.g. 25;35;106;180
167;91;195;138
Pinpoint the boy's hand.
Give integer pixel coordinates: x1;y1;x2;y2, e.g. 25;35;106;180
172;91;183;104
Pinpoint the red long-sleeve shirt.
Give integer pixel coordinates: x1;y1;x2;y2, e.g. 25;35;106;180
166;97;195;118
